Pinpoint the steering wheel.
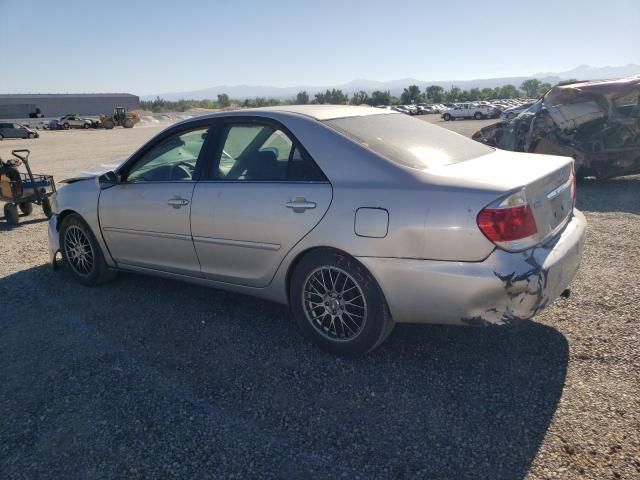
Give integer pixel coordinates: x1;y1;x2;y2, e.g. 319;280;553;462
172;161;195;180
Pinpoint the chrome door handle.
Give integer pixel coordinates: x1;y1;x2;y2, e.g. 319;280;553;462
286;197;316;213
167;197;190;209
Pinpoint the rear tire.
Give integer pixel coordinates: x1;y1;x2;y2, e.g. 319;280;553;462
19;202;33;216
289;249;394;355
4;204;19;225
474;112;483;120
60;213;116;286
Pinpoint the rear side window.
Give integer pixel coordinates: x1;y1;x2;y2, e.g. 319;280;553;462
215;123;326;182
325;113;493;170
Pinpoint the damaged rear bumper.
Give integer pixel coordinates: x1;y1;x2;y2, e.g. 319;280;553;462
357;209;586;326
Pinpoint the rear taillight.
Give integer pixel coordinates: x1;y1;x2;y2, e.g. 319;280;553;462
477;189;538;250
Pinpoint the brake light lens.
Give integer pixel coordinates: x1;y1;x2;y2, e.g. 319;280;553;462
477;190;538;246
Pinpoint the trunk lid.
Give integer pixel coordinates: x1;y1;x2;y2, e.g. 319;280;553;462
429;149;574;245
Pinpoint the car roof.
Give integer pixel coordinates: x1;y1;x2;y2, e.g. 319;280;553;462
247;104;396;121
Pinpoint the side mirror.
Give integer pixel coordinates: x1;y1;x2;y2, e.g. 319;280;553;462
98;171;118;189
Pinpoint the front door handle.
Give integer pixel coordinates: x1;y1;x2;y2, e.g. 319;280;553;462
167;196;190;209
286;197;316;213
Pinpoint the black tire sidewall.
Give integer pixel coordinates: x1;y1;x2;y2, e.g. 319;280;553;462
289;249;391;355
42;198;52;218
60;214;107;286
4;204;19;225
19;202;33;215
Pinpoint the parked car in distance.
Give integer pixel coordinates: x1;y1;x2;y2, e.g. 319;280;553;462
0;122;39;139
391;105;414;115
442;103;499;121
59;114;94;129
48;105;585;355
501;102;535;119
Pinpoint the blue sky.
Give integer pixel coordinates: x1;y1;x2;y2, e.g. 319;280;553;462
1;0;638;95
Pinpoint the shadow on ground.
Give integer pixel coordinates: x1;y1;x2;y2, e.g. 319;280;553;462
0;264;569;479
576;175;640;214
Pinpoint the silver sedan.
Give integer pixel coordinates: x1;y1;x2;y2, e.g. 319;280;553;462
48;105;586;354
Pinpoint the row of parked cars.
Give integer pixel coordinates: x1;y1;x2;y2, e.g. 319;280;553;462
380;98;537;121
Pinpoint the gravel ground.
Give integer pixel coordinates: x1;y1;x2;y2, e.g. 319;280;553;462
1;117;638;479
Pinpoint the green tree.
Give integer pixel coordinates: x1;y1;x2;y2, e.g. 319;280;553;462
368;90;391;106
537;82;552;96
480;88;495;100
446;86;461;102
426;85;444;103
468;88;481;101
296;91;309;104
350;90;369;105
315;89;348;104
400;85;422;104
217;93;230;108
520;79;541;98
497;84;522;99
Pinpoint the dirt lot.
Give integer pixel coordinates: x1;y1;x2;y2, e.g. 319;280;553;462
1;117;639;479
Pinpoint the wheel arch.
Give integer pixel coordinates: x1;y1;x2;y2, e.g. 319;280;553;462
284;246;389;309
56;208;80;231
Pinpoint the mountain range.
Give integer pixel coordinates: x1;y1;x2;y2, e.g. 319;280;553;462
142;64;640;101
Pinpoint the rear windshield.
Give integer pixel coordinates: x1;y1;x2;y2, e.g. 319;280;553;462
324;113;493;170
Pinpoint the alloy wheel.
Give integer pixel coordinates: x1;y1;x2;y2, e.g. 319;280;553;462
302;266;367;341
64;225;94;276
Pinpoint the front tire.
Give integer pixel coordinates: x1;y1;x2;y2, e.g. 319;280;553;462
290;249;394;355
3;204;19;225
474;112;483;120
60;214;116;286
28;132;36;139
62;123;70;130
443;113;451;121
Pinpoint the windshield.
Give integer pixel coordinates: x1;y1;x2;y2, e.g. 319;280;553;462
325;113;493;170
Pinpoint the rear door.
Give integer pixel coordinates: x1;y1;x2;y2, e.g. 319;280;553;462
99;122;215;276
13;124;27;138
190;118;332;287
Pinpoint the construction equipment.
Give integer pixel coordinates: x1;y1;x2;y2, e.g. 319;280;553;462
100;107;140;129
0;149;56;225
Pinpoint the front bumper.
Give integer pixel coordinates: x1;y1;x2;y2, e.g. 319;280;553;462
358;209;586;326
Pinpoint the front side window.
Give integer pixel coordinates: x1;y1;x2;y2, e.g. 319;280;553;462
215;123;325;182
125;128;208;182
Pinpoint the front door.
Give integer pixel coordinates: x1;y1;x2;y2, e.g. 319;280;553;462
190;120;332;287
99;125;211;276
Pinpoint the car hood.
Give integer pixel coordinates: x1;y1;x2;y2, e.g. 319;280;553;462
61;160;125;183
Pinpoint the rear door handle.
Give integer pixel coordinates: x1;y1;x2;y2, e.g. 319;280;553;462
167;196;190;209
286;197;316;213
